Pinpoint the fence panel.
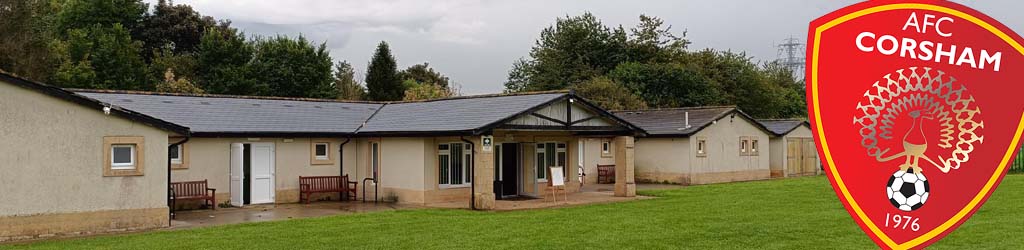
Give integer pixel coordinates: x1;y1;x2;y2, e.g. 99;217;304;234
1013;146;1024;173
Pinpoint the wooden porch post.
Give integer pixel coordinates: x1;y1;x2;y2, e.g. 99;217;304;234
613;136;636;197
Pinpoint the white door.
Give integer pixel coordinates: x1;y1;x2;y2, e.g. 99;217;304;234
230;143;244;207
249;143;276;204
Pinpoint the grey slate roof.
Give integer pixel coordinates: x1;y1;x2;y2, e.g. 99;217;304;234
613;107;738;137
359;93;565;133
758;119;809;136
74;90;597;136
78;91;383;135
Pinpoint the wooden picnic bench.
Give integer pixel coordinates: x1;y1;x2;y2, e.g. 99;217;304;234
170;180;216;217
597;164;616;184
299;175;357;204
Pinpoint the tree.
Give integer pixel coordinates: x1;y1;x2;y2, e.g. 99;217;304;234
398;63;449;88
55;0;147;37
50;24;149;90
196;27;255;95
155;68;203;94
333;60;365;100
608;62;722;108
505;13;628;92
137;0;223;57
572;76;647;111
149;46;198;85
403;80;453;101
248;35;336;98
365;41;403;101
0;0;59;81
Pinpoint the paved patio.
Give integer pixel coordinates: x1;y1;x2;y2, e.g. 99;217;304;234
170;201;421;229
170;184;682;229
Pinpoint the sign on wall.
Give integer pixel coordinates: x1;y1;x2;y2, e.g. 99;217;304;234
482;135;494;152
807;0;1024;249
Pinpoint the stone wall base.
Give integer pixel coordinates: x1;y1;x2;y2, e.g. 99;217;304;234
0;207;168;242
690;169;770;185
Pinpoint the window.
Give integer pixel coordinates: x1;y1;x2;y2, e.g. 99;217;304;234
740;138;749;155
438;142;472;188
601;140;613;158
536;142;567;182
315;143;329;160
103;136;145;177
169;144;182;164
111;145;135;169
751;139;760;155
696;137;708;157
311;141;333;165
169;142;188;169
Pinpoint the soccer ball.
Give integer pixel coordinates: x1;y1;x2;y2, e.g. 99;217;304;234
886;168;930;211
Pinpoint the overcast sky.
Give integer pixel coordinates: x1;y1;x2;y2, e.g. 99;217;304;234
154;0;1022;94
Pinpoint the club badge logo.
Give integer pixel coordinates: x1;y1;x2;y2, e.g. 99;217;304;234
807;1;1024;249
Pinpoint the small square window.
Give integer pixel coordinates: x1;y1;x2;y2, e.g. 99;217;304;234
169;144;182;164
696;138;708;157
315;143;329;160
601;140;613;158
740;138;748;154
751;139;759;154
103;136;145;177
111;145;136;169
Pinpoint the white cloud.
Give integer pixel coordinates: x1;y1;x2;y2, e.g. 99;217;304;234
173;0;488;45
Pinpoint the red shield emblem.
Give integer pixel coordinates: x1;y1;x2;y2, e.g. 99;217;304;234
807;0;1024;249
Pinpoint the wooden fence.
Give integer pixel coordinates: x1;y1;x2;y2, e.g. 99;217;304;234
1013;146;1024;173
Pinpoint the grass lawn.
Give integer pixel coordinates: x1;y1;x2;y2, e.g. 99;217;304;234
6;175;1023;249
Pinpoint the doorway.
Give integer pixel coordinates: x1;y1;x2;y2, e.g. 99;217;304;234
495;143;520;198
231;142;276;207
787;138;818;176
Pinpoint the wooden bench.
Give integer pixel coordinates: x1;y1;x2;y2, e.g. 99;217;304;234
300;175;357;204
170;180;216;215
597;164;616;184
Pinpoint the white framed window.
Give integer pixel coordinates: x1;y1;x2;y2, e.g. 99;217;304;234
740;138;749;155
536;142;567;182
169;144;182;164
438;142;472;188
696;137;708;157
314;143;329;160
751;139;759;155
111;144;136;170
577;140;584;168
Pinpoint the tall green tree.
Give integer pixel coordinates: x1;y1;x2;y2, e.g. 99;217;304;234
365;41;403;101
196;27;255;95
505;13;628;92
149;46;198;82
137;0;223;57
0;0;59;81
572;76;647;111
51;24;149;90
608;62;722;108
398;62;449;88
55;0;147;37
333;61;366;100
248;35;336;98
